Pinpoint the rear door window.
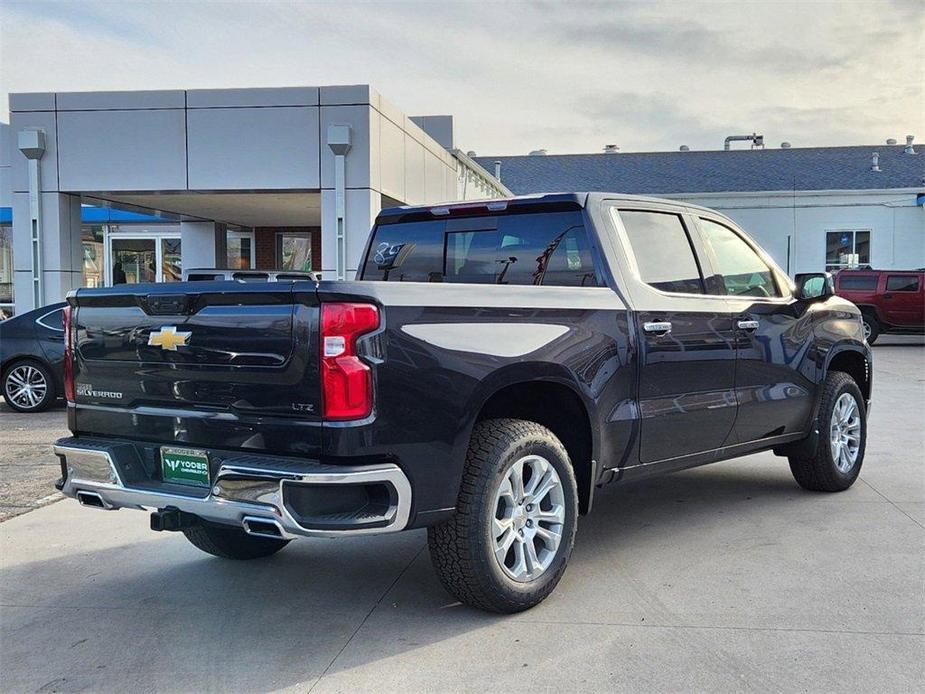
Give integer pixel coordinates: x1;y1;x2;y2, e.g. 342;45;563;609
35;308;64;332
361;211;598;286
618;210;704;294
838;275;878;291
886;275;920;292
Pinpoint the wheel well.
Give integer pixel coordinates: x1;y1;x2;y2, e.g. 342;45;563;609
828;350;870;401
476;381;594;514
2;356;47;377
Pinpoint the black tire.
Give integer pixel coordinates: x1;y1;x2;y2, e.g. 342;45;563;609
862;314;880;344
3;359;56;413
789;371;866;492
428;418;579;613
182;521;289;560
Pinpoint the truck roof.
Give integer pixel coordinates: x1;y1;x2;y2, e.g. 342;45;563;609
376;192;722;224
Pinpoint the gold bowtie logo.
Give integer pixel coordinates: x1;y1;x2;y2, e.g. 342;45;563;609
148;326;191;351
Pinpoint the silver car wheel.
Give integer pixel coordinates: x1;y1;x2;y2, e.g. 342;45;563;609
5;364;48;410
829;392;861;473
492;454;566;583
862;320;872;340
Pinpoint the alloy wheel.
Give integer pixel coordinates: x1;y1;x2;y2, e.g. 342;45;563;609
492;454;566;582
5;364;48;411
829;392;861;473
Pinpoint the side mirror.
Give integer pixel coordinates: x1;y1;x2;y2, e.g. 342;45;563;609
795;272;835;301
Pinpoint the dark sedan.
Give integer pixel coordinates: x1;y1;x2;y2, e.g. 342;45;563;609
0;302;67;412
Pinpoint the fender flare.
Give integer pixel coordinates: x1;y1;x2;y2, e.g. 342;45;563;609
822;340;870;381
776;340;871;459
854;304;882;324
463;362;602;512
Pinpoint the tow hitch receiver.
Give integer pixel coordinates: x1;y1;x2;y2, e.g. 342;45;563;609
150;508;199;532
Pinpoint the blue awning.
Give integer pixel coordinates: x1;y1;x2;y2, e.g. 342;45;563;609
0;206;173;225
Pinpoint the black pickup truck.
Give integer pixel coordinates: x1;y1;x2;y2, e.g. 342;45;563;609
54;193;872;613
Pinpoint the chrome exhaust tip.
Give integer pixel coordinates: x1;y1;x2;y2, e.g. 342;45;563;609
76;490;112;510
242;516;286;539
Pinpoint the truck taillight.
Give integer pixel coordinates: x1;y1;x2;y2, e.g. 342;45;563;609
321;302;379;420
62;305;75;402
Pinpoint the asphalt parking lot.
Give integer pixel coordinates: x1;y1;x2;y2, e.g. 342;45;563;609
1;338;922;693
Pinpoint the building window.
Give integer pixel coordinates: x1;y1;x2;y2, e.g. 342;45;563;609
161;238;182;281
228;230;255;270
1;225;13;318
826;230;870;272
277;232;312;272
82;225;105;288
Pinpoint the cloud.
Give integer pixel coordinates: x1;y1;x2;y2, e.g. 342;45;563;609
0;0;922;155
550;15;844;74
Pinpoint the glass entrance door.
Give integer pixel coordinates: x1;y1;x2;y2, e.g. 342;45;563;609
108;235;181;285
111;238;156;284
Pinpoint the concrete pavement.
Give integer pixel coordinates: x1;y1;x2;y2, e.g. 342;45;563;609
0;401;67;521
1;339;923;692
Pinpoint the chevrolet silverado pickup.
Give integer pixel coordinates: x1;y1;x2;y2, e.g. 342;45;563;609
54;193;872;613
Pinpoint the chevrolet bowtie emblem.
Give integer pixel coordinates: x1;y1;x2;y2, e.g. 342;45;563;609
148;326;191;351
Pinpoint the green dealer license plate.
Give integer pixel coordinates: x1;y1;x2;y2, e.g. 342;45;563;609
160;447;210;487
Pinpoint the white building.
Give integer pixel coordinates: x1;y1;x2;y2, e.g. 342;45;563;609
0;85;509;316
477;143;925;276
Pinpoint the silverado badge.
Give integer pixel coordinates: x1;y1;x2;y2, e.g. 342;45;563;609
148;326;191;351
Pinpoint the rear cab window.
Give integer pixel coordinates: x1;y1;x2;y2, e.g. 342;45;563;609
361;211;600;287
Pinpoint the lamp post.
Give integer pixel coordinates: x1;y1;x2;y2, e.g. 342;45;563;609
18;128;47;308
327;125;352;281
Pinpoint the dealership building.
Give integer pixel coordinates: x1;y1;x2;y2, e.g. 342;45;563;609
0;85;509;317
1;83;924;317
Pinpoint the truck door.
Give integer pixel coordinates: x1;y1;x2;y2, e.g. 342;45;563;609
881;273;924;327
610;207;738;462
692;216;816;443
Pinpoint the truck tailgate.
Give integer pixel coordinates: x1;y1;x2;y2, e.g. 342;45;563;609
70;282;322;456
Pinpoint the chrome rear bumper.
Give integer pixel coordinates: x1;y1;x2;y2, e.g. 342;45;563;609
54;441;412;539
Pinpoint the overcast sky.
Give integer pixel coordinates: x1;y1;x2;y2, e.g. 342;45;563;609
1;0;922;155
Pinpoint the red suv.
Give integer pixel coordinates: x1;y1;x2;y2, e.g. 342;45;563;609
834;269;924;343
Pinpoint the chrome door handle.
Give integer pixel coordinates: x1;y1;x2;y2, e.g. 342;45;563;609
643;321;672;336
737;320;760;331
